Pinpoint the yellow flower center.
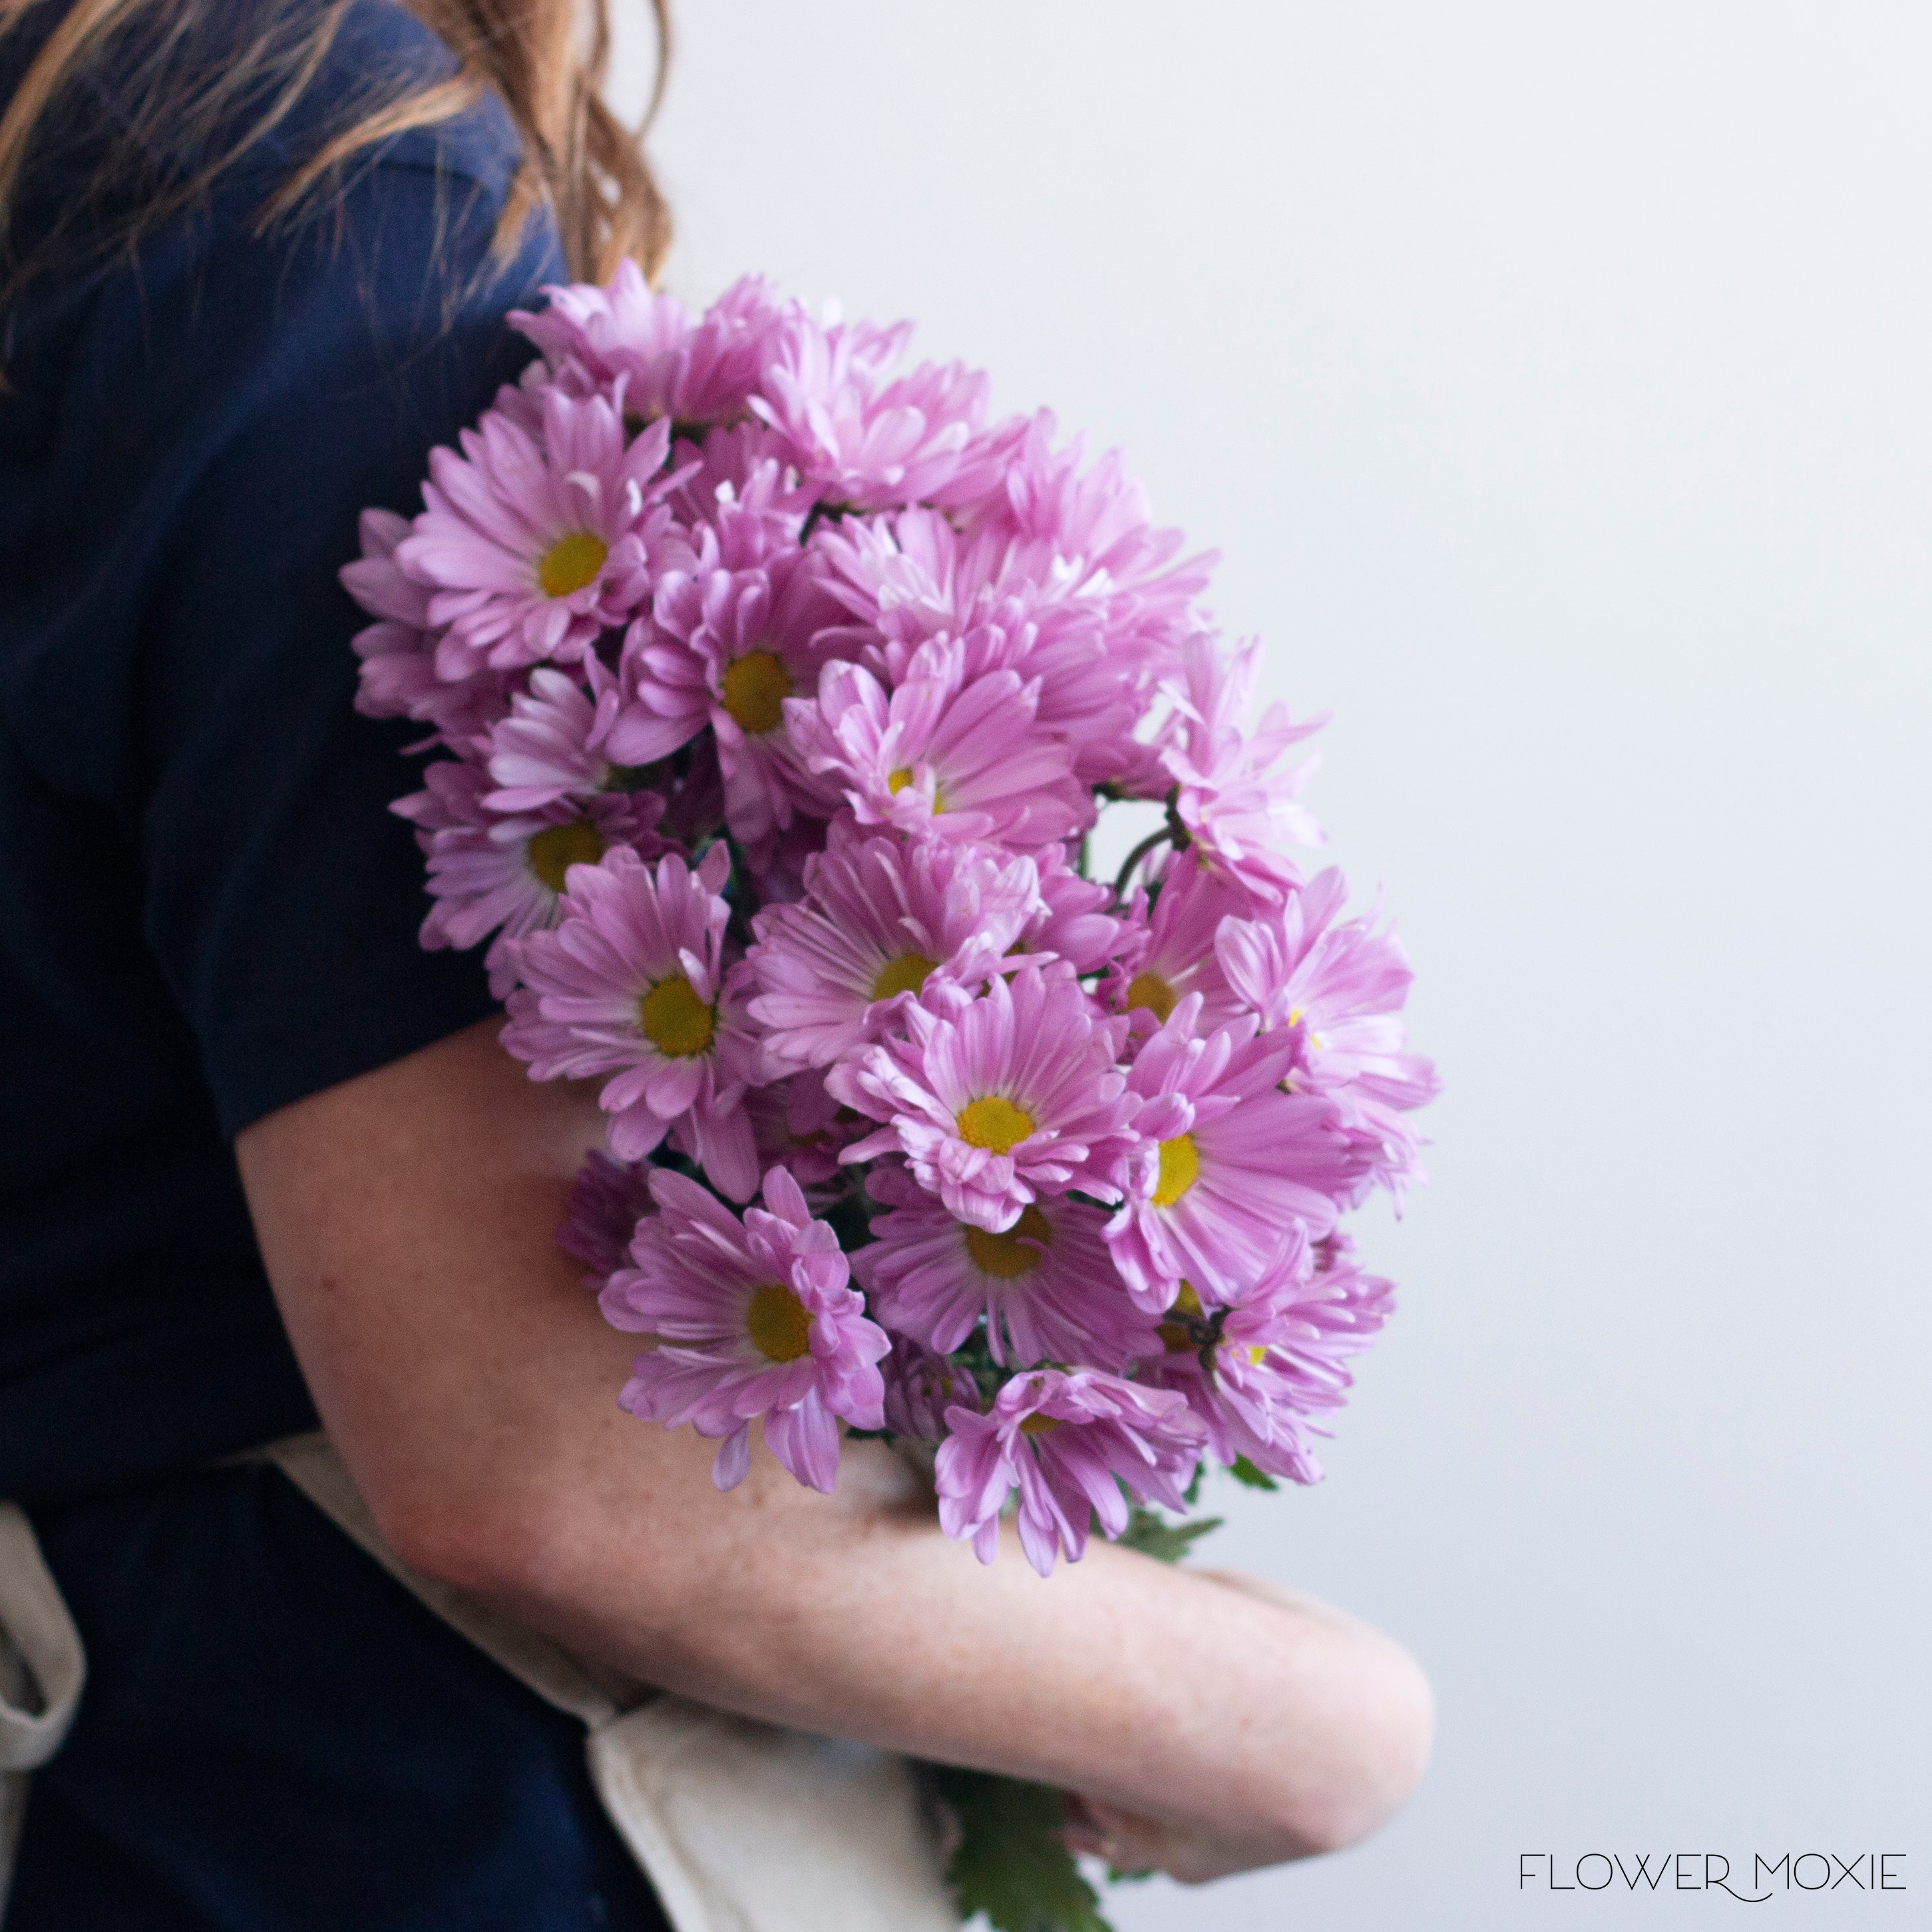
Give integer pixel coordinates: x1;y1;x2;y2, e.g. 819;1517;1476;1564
1157;1282;1205;1353
526;820;605;892
1018;1412;1060;1436
887;765;945;811
745;1282;813;1362
870;952;938;1002
955;1095;1035;1154
1247;1344;1270;1366
962;1205;1052;1280
1125;971;1177;1022
1151;1133;1200;1207
719;650;791;735
637;974;717;1058
538;531;609;598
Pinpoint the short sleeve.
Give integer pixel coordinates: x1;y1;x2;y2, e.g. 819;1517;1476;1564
129;154;566;1135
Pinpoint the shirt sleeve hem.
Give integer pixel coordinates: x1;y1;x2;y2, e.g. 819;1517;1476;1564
210;953;504;1140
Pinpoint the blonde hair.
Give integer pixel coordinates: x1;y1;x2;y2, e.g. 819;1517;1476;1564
0;0;670;299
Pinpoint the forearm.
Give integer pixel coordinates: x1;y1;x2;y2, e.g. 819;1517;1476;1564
240;1022;1429;1863
463;1423;1423;1862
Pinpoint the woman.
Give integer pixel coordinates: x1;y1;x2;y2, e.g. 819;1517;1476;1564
0;0;1434;1923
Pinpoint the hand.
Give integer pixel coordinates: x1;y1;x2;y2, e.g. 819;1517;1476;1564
1062;1791;1279;1887
1062;1565;1434;1881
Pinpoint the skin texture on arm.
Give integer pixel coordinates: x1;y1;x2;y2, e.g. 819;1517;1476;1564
236;1020;1432;1878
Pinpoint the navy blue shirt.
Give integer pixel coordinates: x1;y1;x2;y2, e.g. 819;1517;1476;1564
0;0;526;1502
1;5;669;1925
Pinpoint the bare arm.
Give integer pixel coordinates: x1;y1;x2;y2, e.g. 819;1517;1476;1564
236;1020;1432;1873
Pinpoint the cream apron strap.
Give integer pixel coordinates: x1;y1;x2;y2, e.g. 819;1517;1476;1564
252;1432;634;1728
250;1434;960;1932
1;1499;90;1918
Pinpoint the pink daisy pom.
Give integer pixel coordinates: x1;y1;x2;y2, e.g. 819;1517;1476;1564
1105;995;1376;1311
749;307;1008;512
1101;849;1251;1034
744;1071;858;1197
640;516;848;849
744;833;1040;1073
514;266;785;429
1160;635;1326;907
483;664;627;811
556;1149;656;1287
878;1336;982;1443
830;965;1137;1233
789;644;1091;851
343;508;439;721
396;385;681;673
343;509;516;747
988;414;1216;629
1012;842;1139;977
934;1368;1205;1575
854;1163;1153;1370
1215;869;1442;1200
817;494;1199;785
393;760;668;998
601;1166;890;1493
1136;1235;1395;1484
598;470;792;766
499;844;763;1198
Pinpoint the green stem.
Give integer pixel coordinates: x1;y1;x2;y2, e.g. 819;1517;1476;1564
1111;826;1173;899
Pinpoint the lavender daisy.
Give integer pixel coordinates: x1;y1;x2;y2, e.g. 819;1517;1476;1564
644;520;849;849
830;966;1137;1232
500;844;763;1199
393;760;668;998
1137;1237;1395;1484
854;1163;1153;1369
397;386;680;672
744;833;1040;1072
514;266;783;429
934;1369;1205;1575
484;664;626;811
1216;868;1442;1199
878;1336;982;1443
1101;849;1251;1033
556;1149;656;1287
1105;996;1375;1311
1160;635;1325;907
602;1167;890;1493
789;644;1091;852
750;307;1009;512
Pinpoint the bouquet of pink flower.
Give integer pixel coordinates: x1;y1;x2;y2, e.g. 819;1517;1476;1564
345;263;1437;1927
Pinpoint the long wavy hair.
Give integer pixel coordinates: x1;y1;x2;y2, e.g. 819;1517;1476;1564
0;0;671;301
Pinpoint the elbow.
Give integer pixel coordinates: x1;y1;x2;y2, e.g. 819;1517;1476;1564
367;1457;701;1669
365;1469;508;1595
365;1462;584;1610
1280;1637;1435;1859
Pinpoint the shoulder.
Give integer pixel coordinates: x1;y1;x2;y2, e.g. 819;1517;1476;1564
240;0;530;202
1;0;542;274
0;0;565;797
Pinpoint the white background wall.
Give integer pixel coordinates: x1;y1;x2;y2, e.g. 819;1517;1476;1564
613;5;1931;1925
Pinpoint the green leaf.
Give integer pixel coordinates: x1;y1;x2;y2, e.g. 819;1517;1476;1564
1116;1505;1224;1564
928;1768;1115;1932
1227;1453;1280;1491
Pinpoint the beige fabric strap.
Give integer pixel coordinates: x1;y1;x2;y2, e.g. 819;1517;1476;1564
254;1434;960;1932
0;1444;956;1932
0;1500;90;1919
